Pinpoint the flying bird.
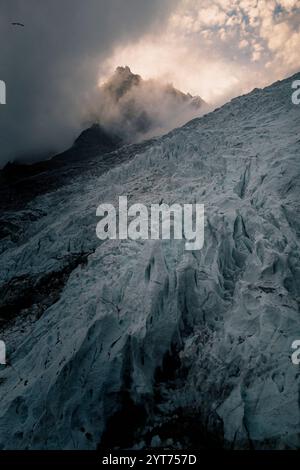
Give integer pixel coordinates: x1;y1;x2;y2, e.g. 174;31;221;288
12;22;25;27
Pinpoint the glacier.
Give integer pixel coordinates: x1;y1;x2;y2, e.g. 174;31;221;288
0;72;300;450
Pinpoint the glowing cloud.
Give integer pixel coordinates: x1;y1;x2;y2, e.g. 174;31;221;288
100;0;300;105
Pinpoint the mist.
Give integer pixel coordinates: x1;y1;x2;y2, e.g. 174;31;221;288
85;66;207;144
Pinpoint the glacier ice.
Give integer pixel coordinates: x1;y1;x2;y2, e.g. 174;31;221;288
0;73;300;449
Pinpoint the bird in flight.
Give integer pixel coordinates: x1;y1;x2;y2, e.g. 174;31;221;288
12;22;25;27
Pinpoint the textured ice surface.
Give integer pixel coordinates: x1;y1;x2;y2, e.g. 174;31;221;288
0;73;300;449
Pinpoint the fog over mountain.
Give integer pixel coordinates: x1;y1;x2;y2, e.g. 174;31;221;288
86;66;206;143
0;63;206;172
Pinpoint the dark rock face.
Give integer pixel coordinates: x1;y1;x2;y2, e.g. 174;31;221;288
0;124;123;211
72;124;122;155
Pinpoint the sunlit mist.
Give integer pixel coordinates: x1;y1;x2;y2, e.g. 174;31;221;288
99;0;300;106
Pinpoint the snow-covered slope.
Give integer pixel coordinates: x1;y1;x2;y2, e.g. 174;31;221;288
0;73;299;449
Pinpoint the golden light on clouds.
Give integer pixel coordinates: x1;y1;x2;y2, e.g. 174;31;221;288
99;0;300;105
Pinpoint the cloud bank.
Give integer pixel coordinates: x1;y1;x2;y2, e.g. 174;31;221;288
103;0;300;104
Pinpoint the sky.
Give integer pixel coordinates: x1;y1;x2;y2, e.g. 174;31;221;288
0;0;299;166
103;0;300;103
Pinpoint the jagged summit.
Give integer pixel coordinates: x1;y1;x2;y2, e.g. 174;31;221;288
103;66;142;101
104;65;204;107
89;65;207;142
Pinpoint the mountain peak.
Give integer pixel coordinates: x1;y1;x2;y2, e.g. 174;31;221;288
89;66;207;143
103;66;142;102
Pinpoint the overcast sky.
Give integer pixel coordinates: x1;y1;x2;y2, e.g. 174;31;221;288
0;0;299;167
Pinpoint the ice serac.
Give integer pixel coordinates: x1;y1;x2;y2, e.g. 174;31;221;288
0;73;300;449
